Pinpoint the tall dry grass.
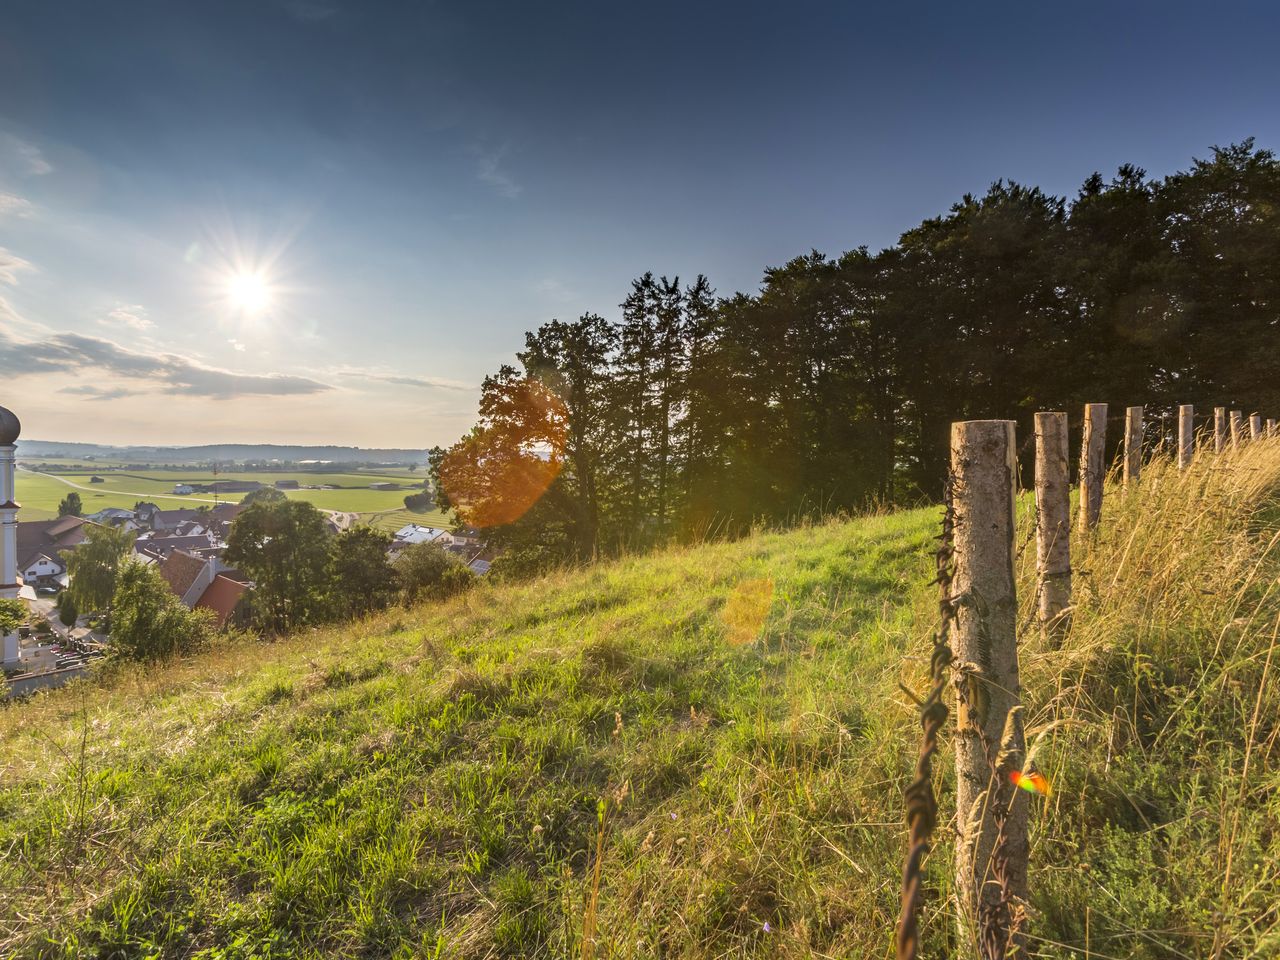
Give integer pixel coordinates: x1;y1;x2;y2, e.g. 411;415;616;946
1004;434;1280;958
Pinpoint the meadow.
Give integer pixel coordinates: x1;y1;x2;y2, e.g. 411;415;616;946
2;439;1278;958
15;466;450;532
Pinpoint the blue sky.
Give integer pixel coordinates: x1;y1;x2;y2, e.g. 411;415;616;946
2;0;1278;446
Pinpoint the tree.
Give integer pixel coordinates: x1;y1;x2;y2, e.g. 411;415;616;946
224;498;333;631
0;598;24;635
110;561;214;661
58;492;83;517
393;541;475;605
403;491;434;512
57;592;78;628
242;487;288;506
329;526;399;619
65;524;134;614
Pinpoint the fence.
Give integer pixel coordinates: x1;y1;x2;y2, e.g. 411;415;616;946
895;402;1279;960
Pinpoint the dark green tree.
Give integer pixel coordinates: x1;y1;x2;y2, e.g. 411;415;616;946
58;492;83;517
224;499;333;632
65;524;134;615
110;562;214;661
330;526;398;619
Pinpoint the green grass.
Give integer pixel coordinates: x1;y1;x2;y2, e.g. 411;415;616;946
3;440;1280;958
15;468;443;527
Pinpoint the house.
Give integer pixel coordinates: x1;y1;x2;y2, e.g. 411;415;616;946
467;558;492;576
16;516;91;589
172;484;195;495
392;523;450;546
368;482;399;491
133;528;218;560
274;479;299;490
85;507;136;525
89;475;105;484
149;508;204;532
157;549;249;628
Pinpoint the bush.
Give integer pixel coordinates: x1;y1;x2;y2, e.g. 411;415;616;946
393;542;475;604
57;593;78;628
110;562;215;662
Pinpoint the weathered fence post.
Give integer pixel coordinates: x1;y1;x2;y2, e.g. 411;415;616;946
1250;414;1263;442
1079;403;1107;531
1231;410;1244;447
1035;412;1071;640
1268;418;1278;439
1123;406;1143;485
1177;404;1194;470
950;420;1027;956
1215;407;1227;454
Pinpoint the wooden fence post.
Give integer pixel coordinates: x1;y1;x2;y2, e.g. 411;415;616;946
1250;414;1263;442
1123;406;1143;485
1231;410;1244;447
1268;418;1278;439
1079;403;1107;531
1035;412;1071;640
1177;404;1194;470
1215;407;1227;454
950;420;1027;952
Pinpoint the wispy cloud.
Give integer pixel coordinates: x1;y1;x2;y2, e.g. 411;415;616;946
339;369;474;392
0;247;35;286
60;385;143;402
0;323;332;398
100;304;154;331
1;134;52;176
0;193;34;218
475;144;521;199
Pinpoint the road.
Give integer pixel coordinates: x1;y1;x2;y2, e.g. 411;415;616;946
21;468;359;528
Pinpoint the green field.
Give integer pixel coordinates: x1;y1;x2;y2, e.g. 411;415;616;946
4;443;1279;958
15;467;450;530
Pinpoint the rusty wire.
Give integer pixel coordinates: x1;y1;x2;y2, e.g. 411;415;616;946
896;476;958;960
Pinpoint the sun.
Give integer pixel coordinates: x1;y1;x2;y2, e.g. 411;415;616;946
227;271;271;314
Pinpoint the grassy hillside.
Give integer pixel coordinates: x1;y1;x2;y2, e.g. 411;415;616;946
3;440;1279;959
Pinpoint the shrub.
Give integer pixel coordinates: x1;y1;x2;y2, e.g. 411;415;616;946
110;562;215;661
393;541;475;604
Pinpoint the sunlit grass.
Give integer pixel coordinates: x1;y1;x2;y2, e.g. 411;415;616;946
2;436;1279;958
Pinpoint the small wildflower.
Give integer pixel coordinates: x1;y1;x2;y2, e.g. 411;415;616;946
670;812;678;821
762;921;772;934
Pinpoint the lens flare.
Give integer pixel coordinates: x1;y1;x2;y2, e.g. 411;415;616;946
1009;770;1051;796
721;577;775;646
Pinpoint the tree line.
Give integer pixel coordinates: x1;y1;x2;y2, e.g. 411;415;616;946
430;141;1280;572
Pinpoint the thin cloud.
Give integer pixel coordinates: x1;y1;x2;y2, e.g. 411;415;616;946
0;324;332;398
0;248;35;286
100;304;154;331
0;193;34;218
60;385;143;401
346;371;474;392
1;134;52;176
475;144;522;199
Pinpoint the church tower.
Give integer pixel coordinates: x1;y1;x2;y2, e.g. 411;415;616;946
1;405;21;667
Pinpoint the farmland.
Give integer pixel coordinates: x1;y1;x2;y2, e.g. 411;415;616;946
14;466;451;532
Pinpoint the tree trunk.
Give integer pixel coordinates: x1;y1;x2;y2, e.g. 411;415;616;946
949;420;1027;956
1079;403;1107;532
1215;407;1227;454
1123;406;1143;484
1035;412;1071;641
1177;404;1194;470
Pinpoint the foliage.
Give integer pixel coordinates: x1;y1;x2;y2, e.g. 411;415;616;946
56;592;77;628
0;598;25;634
109;561;215;661
2;441;1280;957
242;486;288;506
56;491;82;517
329;526;399;619
64;523;134;614
391;540;476;604
224;499;334;632
403;491;433;512
432;140;1280;563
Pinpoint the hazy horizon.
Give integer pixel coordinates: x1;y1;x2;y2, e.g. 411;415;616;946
4;1;1280;447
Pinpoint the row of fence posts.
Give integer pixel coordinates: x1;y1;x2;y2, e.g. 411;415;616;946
897;403;1277;960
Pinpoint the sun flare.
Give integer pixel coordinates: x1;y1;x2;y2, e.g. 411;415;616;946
227;271;271;314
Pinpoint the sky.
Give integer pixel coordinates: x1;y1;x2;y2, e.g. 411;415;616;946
2;1;1279;448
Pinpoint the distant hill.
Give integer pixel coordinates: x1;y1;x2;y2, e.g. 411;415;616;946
14;440;426;464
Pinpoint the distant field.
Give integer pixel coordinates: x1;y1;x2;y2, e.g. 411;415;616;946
15;467;449;530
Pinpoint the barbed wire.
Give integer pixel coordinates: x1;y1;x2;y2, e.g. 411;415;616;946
896;474;958;960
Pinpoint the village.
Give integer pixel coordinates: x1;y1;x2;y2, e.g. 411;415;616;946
0;406;491;698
